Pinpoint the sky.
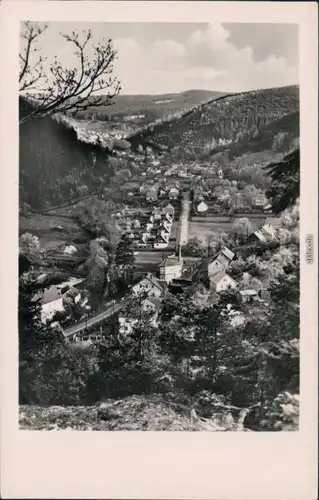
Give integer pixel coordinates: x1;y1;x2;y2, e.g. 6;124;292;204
21;22;299;95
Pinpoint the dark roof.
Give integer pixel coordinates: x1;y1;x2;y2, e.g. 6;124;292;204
250;230;267;242
216;254;230;267
144;296;162;311
139;273;165;292
221;247;234;261
159;257;182;267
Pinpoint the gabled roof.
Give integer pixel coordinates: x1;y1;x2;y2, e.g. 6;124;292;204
210;270;236;286
240;289;258;296
221;246;234;261
261;224;276;237
155;231;169;243
265;217;282;229
159;257;182;268
216;254;230;267
63;286;80;300
141;273;165;292
251;230;267;243
162;203;174;212
143;296;162;312
208;258;226;272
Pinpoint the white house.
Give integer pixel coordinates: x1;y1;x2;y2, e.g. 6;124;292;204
159;254;183;284
141;297;161;327
118;316;138;335
132;219;140;229
239;289;258;304
146;188;158;202
169;187;179;199
38;278;84;324
162;203;175;216
252;193;268;207
118;296;161;334
197;201;208;213
262;223;277;239
262;218;281;240
141;232;149;244
207;258;226;278
63;244;77;256
159;220;171;234
40;293;64;324
210;271;237;293
132;273;165;298
152;208;162;221
153;231;170;249
161;212;173;224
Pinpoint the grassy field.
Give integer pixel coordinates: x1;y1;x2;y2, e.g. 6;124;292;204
188;221;232;243
19;214;88;250
188;215;266;243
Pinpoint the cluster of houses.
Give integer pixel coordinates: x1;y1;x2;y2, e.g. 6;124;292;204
140;184;180;203
119;273;166;334
33;277;87;324
136;203;175;249
248;217;282;244
206;217;283;303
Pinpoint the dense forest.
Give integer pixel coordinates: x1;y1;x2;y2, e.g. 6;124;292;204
75;89;225;123
19;98;114;211
129;85;299;152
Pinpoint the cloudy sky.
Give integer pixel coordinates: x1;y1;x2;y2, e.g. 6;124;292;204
23;22;299;95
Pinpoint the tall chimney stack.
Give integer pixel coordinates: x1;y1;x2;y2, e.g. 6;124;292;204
178;244;182;263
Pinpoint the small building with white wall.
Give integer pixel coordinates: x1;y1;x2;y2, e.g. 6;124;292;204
159;250;183;284
210;271;237;294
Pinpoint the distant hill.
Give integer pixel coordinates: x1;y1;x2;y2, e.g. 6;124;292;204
76;89;225;123
19;97;113;211
19;85;299;212
128;85;299;153
19;90;225;211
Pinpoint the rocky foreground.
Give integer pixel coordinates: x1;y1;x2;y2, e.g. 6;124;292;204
19;394;250;431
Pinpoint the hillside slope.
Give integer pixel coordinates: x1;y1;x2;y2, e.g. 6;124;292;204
129;85;299;152
19;98;113;211
19;394;248;431
76;89;225;122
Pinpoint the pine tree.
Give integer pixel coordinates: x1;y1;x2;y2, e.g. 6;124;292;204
115;235;136;285
264;148;300;213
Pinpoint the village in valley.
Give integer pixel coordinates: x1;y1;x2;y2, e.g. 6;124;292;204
18;20;300;432
23;142;290;346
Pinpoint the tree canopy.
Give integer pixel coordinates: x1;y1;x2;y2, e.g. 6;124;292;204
19;22;121;123
264;148;300;214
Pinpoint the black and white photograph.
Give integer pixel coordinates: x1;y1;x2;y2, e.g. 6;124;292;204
18;19;301;432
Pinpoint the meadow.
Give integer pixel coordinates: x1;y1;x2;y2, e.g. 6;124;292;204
188;215;267;243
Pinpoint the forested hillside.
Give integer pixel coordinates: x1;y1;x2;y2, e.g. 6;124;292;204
129;85;299;153
19;98;113;211
19;85;299;212
75;89;225;123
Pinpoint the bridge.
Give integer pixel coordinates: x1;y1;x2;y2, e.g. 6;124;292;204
63;298;124;339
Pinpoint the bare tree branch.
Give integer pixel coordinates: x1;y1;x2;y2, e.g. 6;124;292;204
19;22;121;124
